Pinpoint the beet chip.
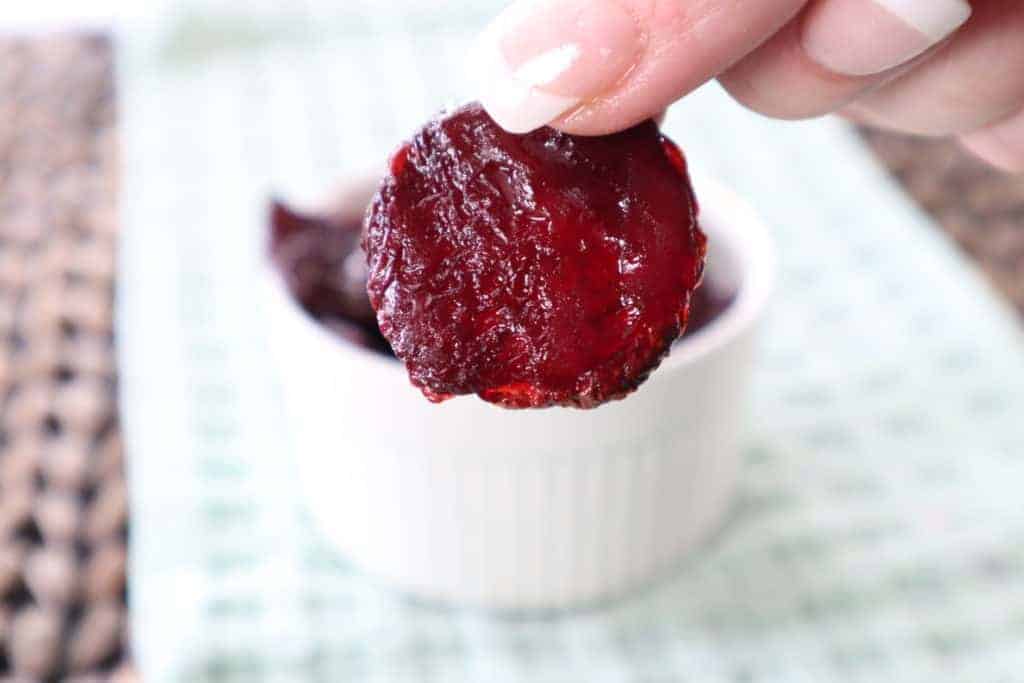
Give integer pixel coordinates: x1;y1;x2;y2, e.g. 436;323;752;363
364;103;706;408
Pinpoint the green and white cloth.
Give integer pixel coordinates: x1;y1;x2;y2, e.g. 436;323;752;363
118;2;1024;680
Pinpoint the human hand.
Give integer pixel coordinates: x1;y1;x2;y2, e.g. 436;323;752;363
470;0;1024;172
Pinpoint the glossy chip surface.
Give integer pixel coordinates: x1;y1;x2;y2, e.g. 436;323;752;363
364;103;706;408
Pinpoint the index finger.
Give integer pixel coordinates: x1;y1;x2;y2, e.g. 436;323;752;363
470;0;808;135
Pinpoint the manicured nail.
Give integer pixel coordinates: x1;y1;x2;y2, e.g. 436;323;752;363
469;0;642;134
802;0;972;76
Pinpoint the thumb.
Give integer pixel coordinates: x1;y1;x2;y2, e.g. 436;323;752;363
469;0;807;136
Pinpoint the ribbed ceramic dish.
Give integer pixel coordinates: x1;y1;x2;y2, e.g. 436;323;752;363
265;174;775;610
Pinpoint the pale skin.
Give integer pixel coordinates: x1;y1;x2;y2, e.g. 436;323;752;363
472;0;1024;173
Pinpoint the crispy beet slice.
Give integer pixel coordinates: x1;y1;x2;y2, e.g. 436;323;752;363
269;191;726;360
364;103;706;408
270;201;392;354
684;277;735;337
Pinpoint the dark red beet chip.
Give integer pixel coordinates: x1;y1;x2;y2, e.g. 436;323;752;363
269;197;728;357
270;201;392;354
270;201;376;325
684;278;735;337
364;102;706;409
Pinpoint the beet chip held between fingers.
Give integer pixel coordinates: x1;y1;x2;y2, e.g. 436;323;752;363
363;102;706;409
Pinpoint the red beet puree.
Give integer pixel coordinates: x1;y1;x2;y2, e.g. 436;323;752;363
363;103;706;409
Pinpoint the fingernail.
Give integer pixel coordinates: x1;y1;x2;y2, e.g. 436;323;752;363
469;0;642;134
802;0;971;76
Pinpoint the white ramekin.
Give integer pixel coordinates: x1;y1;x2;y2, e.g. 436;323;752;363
264;173;774;610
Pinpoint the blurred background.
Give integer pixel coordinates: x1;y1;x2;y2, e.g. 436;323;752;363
2;1;1024;682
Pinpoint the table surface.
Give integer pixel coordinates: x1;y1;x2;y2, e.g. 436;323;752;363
0;32;1022;683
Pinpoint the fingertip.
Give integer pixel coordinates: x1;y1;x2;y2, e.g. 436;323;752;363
549;104;658;136
470;0;643;135
474;0;806;136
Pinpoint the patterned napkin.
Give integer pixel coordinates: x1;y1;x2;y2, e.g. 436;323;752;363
118;1;1024;681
